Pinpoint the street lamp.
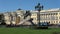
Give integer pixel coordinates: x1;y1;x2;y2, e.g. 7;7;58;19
35;3;43;26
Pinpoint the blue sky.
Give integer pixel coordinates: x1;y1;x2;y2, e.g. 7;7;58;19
0;0;60;12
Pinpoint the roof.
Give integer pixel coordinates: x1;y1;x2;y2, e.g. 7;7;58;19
30;8;60;12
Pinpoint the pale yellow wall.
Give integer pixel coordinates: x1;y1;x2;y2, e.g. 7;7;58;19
4;13;11;25
31;9;60;24
31;12;38;24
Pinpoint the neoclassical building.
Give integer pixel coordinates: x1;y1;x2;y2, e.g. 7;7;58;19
2;8;60;25
31;8;60;24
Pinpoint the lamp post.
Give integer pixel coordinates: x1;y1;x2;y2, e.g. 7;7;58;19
35;3;43;26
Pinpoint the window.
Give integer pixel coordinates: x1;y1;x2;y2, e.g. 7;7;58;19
59;17;60;19
55;17;58;20
59;21;60;23
54;21;55;23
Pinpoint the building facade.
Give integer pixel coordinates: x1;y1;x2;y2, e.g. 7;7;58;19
2;8;60;25
31;8;60;24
